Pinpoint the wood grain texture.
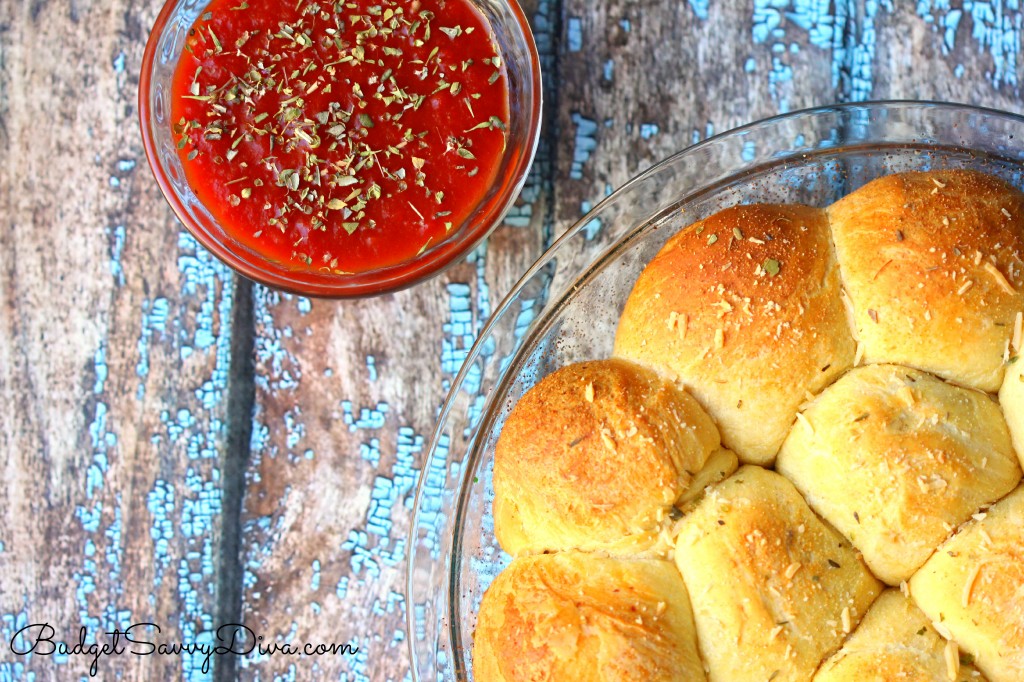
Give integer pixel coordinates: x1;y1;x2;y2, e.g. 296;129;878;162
0;0;237;678
870;3;1023;105
551;0;839;242
2;0;1024;681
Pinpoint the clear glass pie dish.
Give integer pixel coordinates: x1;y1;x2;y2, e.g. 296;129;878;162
406;101;1024;681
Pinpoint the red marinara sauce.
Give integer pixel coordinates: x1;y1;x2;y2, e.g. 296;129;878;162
171;0;510;274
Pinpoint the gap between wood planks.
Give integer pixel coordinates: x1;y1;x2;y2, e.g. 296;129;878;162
216;275;256;682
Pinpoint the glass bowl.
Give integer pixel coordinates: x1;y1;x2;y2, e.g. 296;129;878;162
406;101;1024;681
139;0;542;297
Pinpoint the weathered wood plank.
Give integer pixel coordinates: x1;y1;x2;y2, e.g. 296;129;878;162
3;0;1021;681
0;0;237;678
553;0;842;234
870;3;1023;106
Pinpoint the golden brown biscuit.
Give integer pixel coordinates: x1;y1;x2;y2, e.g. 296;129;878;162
493;358;721;555
814;589;988;682
473;552;706;682
615;203;855;465
826;170;1024;392
909;485;1024;682
676;447;739;509
674;465;882;681
777;364;1021;585
998;357;1024;467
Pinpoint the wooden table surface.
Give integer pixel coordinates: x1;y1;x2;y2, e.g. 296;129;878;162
1;0;1022;679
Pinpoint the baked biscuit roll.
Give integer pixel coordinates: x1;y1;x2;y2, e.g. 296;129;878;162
777;364;1021;585
814;589;988;682
909;485;1024;682
615;203;855;465
826;170;1024;393
674;466;882;682
493;358;727;556
997;357;1024;467
473;552;706;682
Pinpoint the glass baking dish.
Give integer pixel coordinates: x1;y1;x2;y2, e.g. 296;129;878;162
406;101;1024;681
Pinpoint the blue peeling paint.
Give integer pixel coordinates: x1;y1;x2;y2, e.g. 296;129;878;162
147;480;176;587
753;1;784;43
104;505;124;581
341;530;381;578
93;343;108;394
567;16;583;51
749;1;896;104
847;1;892;102
570;113;598;180
578;201;602;241
689;0;710;19
503;201;533;228
742;140;757;162
639;122;660;139
284;408;307;452
341;400;389;432
253;287;303;394
497;0;556;243
752;0;845;107
603;59;614;81
311;560;321;591
159;232;235;681
362;429;420;547
692;121;716;145
136;297;170;400
412;433;450;562
466;241;493;361
61;181;236;680
1;608;38;679
917;0;1021;88
360;438;382;467
441;283;475;376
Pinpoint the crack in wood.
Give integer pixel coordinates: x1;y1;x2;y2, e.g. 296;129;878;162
214;275;256;682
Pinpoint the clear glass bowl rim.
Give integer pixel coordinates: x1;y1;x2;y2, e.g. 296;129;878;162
405;99;1024;680
138;0;543;298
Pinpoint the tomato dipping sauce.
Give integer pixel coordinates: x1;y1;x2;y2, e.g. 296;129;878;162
171;0;510;274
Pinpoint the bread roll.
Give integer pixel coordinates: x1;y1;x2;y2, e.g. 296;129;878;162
677;446;739;508
777;364;1021;585
493;358;721;555
615;203;855;465
674;465;882;681
814;589;988;682
473;552;706;682
477;170;1024;681
826;170;1024;393
909;485;1024;682
998;357;1024;467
